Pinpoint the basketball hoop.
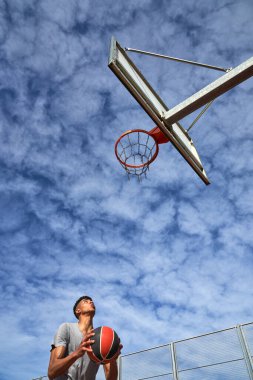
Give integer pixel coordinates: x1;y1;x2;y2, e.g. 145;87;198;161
115;127;169;179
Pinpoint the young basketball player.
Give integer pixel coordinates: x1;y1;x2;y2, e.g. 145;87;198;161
48;296;122;380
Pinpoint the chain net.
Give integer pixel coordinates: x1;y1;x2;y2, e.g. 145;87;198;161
115;130;159;180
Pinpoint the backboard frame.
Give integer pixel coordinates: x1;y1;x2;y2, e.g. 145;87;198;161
163;56;253;126
108;36;210;185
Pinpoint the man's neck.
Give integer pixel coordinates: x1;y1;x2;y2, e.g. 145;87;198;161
78;315;93;333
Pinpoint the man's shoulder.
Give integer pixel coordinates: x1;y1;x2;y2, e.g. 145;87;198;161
56;322;79;336
58;322;76;327
57;322;77;329
54;322;76;337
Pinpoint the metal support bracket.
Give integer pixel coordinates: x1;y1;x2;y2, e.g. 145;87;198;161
163;56;253;125
125;47;232;72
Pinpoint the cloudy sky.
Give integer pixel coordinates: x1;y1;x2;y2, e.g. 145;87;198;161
0;0;253;379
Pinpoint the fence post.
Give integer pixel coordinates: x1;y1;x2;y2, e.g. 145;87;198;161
236;324;253;380
170;342;179;380
118;355;122;380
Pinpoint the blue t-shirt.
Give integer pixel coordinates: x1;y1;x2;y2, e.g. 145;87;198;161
52;323;99;380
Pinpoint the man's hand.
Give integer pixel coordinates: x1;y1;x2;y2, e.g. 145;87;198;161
75;330;95;358
115;343;123;359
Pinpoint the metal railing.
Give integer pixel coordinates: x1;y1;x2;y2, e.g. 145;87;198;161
32;322;253;380
119;322;253;380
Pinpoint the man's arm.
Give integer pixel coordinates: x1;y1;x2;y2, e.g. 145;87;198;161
48;345;78;380
103;343;122;380
103;360;118;380
48;332;95;380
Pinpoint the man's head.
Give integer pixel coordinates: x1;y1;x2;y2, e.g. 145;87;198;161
73;296;95;319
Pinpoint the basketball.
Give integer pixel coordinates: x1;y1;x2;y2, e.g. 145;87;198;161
88;326;120;364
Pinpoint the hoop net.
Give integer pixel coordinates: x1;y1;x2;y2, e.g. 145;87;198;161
115;129;159;179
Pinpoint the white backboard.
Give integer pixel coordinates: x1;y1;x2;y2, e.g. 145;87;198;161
108;37;210;185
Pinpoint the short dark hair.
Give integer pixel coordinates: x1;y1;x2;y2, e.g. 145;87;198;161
73;296;93;319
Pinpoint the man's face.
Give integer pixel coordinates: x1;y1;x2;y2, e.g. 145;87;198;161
76;298;96;317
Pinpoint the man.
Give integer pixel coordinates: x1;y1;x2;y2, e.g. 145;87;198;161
48;296;122;380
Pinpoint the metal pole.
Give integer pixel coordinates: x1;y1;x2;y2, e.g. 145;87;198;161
118;355;122;380
186;100;214;132
125;47;232;73
170;343;179;380
236;324;253;380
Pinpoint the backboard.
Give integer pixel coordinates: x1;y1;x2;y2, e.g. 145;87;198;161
108;36;210;185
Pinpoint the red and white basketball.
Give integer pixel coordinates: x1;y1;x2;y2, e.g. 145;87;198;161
88;326;120;364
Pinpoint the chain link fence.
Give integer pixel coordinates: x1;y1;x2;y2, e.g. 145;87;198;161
32;322;253;380
119;322;253;380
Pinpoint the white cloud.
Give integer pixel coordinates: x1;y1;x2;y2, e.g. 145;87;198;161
0;0;253;379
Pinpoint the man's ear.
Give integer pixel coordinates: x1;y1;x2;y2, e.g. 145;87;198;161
75;307;81;317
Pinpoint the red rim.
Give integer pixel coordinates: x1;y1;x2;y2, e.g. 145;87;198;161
115;129;159;169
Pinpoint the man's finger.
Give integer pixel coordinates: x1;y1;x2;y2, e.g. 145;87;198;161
81;333;95;344
84;332;95;340
87;332;95;338
117;343;123;352
80;345;93;353
81;339;95;347
116;343;123;357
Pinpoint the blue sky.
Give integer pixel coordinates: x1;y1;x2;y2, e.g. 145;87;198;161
0;0;253;379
